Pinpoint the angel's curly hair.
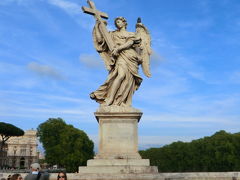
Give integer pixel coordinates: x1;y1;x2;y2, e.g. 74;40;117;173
114;17;127;28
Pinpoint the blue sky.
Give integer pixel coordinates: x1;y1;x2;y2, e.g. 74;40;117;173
0;0;240;149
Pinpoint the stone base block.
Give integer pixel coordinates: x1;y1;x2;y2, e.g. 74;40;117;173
78;165;158;174
95;152;142;159
87;159;150;166
68;172;240;180
70;173;165;180
95;111;142;159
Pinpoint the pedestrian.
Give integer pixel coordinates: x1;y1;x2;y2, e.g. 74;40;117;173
57;171;67;180
7;175;11;180
24;163;45;180
10;174;22;180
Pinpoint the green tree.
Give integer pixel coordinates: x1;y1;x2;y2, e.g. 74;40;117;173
0;122;24;151
140;130;240;172
37;118;94;172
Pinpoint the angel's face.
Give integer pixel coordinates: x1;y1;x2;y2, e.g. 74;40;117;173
115;19;125;29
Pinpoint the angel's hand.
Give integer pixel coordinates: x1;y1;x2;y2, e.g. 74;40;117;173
111;47;120;57
95;19;100;24
134;36;141;44
138;58;143;64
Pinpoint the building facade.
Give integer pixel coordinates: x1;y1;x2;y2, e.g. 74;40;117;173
6;130;39;169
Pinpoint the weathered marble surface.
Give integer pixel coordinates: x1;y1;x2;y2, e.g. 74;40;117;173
80;1;156;175
82;1;152;107
94;111;142;159
87;159;150;166
78;111;159;174
1;172;240;180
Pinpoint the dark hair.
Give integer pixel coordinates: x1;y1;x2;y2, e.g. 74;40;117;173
114;17;127;29
7;175;11;180
57;171;67;180
10;174;21;180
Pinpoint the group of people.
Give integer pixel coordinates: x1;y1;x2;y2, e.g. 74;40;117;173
1;163;67;180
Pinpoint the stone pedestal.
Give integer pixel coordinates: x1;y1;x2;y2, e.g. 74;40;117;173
95;111;142;159
79;108;158;175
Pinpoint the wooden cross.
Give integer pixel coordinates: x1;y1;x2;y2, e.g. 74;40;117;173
82;0;115;52
82;0;109;20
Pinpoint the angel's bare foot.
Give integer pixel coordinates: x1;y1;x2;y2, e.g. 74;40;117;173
105;97;114;106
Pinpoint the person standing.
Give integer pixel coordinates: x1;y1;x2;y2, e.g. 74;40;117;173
7;175;11;180
24;163;48;180
57;172;67;180
10;174;22;180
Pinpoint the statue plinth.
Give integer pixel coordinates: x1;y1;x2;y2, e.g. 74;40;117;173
95;111;142;159
78;108;158;174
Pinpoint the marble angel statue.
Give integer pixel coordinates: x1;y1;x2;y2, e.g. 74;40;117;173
82;1;152;107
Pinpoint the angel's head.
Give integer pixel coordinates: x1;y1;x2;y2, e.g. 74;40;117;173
114;17;127;30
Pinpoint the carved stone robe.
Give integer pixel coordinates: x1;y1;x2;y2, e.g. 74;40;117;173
91;25;142;106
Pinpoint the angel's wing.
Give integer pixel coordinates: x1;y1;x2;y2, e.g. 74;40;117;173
135;18;152;77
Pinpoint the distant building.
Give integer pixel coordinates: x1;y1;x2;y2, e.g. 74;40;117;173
6;130;39;169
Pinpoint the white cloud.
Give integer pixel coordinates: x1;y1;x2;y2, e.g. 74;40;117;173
27;62;65;80
138;80;188;99
140;91;240;116
186;70;205;81
230;71;240;84
0;0;30;5
0;90;90;105
79;54;104;68
152;36;180;50
196;0;211;15
177;19;212;30
143;114;239;125
42;94;88;104
0;89;97;125
139;135;199;147
0;106;94;122
47;0;95;30
136;68;189;101
12;78;39;89
150;50;165;65
0;62;23;74
48;0;80;15
151;34;209;83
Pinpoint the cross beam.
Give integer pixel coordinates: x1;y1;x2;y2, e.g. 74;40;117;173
82;0;115;53
82;0;108;20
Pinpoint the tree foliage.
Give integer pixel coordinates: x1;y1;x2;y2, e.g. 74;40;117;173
37;118;94;172
139;130;240;172
0;122;24;151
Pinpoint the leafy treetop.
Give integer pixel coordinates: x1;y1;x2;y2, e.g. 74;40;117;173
140;130;240;172
37;118;94;172
0;122;24;151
